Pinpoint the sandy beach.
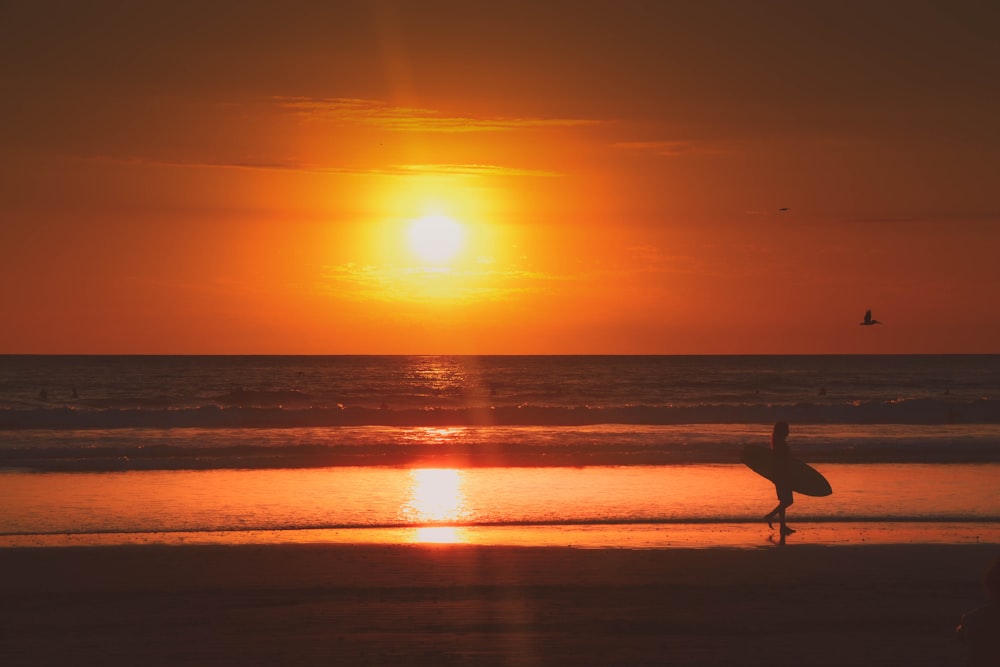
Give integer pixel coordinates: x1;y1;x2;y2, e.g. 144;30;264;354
1;542;995;666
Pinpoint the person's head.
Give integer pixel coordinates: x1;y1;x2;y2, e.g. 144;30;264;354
772;421;790;445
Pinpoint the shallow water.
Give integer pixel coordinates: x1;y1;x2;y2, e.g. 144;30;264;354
3;356;998;548
3;464;997;543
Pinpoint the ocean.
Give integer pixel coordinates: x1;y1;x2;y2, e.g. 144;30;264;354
2;355;998;547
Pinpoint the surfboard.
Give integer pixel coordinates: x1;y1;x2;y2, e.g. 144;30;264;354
741;444;832;497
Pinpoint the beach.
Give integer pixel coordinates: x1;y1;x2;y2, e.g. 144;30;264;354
6;0;1000;658
2;356;998;665
2;542;995;666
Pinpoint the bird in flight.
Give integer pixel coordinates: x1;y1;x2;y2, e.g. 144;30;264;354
860;309;882;326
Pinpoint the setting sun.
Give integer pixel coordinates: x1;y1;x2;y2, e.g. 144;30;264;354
407;214;465;264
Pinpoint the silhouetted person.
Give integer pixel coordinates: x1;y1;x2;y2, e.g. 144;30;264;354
957;555;1000;666
763;421;795;537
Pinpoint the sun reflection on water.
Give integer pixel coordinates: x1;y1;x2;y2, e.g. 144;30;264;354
403;468;468;543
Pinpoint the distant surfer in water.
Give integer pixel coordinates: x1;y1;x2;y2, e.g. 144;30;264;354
763;421;795;536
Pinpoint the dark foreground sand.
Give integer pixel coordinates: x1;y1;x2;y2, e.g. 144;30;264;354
1;543;996;666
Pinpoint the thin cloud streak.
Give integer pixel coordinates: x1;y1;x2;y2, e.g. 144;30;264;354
278;96;602;132
845;214;1000;225
75;155;553;178
393;163;559;177
614;140;735;156
323;262;567;303
74;154;336;173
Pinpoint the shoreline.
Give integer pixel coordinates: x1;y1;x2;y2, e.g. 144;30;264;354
2;542;995;666
2;521;998;549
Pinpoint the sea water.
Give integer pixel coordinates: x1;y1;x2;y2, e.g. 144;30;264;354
1;355;998;547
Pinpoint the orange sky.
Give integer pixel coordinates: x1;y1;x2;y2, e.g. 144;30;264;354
2;0;998;354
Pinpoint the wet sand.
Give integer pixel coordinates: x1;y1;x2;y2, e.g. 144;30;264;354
1;542;996;666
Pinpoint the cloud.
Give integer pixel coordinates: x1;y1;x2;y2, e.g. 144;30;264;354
76;154;338;173
391;163;559;177
67;97;588;177
323;262;563;303
845;216;922;224
625;245;702;270
76;154;552;178
846;213;1000;225
277;97;602;132
614;140;734;156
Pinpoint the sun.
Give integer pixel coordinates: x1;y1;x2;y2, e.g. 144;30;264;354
407;214;465;264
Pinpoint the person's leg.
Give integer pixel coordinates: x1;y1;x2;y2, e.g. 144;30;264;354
765;503;782;528
779;501;795;535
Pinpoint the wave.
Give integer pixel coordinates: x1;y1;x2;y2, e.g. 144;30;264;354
2;397;999;430
3;436;998;472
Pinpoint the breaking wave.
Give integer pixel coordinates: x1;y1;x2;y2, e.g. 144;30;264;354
2;397;998;431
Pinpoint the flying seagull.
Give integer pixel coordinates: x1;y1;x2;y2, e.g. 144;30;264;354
860;309;882;326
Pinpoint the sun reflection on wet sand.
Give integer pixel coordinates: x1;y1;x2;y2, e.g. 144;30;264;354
3;522;998;548
403;468;468;543
412;526;468;543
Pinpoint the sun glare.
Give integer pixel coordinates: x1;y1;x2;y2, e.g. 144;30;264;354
407;214;465;264
406;468;465;522
404;468;468;544
412;526;466;543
